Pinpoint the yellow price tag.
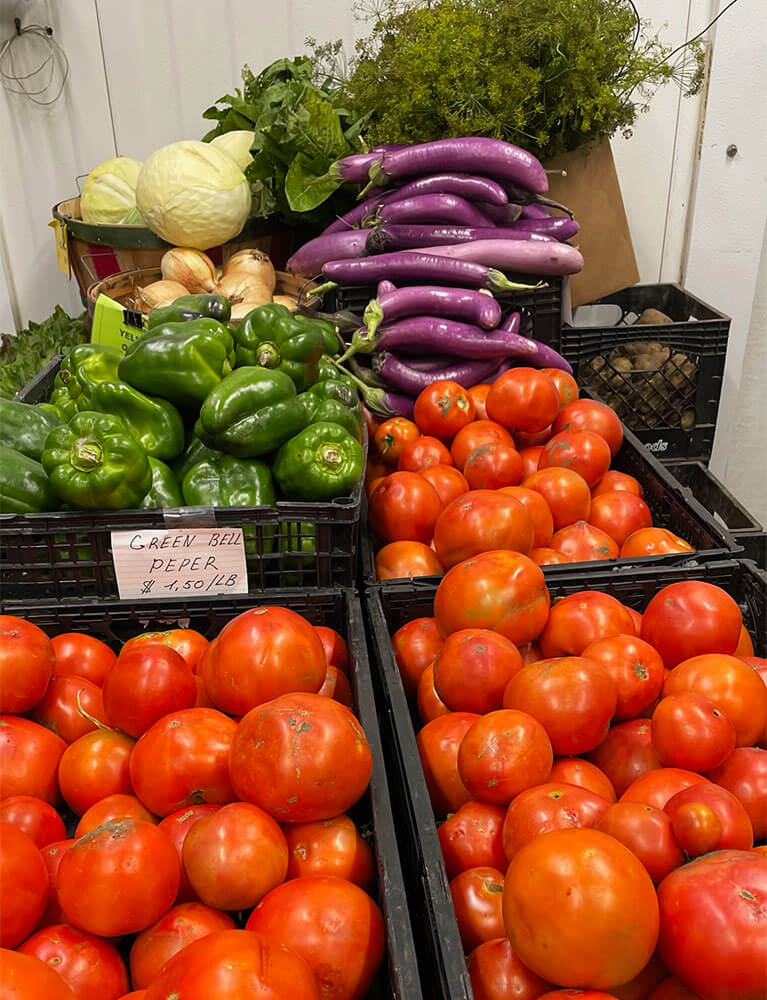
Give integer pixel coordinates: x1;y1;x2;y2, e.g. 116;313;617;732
48;219;70;275
91;294;147;353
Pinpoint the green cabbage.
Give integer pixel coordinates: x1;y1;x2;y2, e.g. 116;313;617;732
80;156;143;225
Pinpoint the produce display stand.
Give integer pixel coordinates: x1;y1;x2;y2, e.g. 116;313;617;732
364;558;767;1000
0;587;423;1000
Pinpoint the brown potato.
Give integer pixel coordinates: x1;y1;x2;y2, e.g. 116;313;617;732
636;308;673;325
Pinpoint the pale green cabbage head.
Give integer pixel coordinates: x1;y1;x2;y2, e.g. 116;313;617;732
210;130;256;172
136;141;250;250
80;156;143;225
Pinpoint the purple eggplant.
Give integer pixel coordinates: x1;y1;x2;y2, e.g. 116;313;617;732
322;252;543;292
367;225;555;253
513;217;580;240
286;230;367;275
372;353;502;394
333;152;382;184
390;353;464;371
365;172;509;206
377;280;397;296
363;192;494;229
476;203;525;225
503;182;575;217
520;203;551;220
362;316;531;360
363;285;501;338
408;239;584;276
338;361;416;417
323;192;398;234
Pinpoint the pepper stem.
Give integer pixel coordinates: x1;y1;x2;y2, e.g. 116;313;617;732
319;445;343;471
255;342;281;368
71;438;103;472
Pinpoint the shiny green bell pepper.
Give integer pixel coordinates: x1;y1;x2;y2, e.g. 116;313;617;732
172;435;225;483
182;453;276;508
146;294;231;328
273;421;364;500
48;386;78;421
140;457;183;509
298;379;364;443
0;445;57;513
87;381;185;462
0;400;63;461
315;356;355;391
54;343;121;404
233;304;326;391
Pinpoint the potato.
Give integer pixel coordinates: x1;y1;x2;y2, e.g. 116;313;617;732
680;409;696;429
636;308;673;325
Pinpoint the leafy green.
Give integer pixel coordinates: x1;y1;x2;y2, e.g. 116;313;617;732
0;307;87;400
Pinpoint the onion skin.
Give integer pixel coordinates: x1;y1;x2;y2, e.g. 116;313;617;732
214;271;272;304
138;279;189;310
222;249;276;293
160;248;216;293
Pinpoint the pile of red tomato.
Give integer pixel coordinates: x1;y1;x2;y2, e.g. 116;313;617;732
365;369;694;580
0;609;384;1000
392;556;767;1000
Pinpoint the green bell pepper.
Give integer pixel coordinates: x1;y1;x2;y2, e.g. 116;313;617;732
0;400;63;461
0;445;57;513
234;304;326;391
273;421;364;500
48;386;78;421
140;457;183;509
195;367;307;459
54;343;121;404
86;381;184;462
315;356;355;391
118;319;235;410
298;379;364;443
146;294;231;328
42;411;152;510
182;453;276;508
172;435;225;483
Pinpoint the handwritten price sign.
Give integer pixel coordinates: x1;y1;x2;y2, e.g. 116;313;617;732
111;528;249;601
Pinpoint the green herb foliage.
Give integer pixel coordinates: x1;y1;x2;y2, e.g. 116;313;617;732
0;307;87;400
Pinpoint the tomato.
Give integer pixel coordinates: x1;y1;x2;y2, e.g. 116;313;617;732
504;657;617;755
0;616;54;714
458;710;553;805
626;606;644;633
398;434;453;472
503;783;610;859
531;547;572;566
487;368;560;433
368;471;443;543
392;617;443;697
663;653;767;747
284;815;375;890
58;729;134;816
129;902;236;990
317;664;354;708
19;924;129;1000
514;426;553;448
202;607;325;717
374;416;419;464
417;664;450;724
375;540;444;579
734;625;755;657
0;822;48;947
706;747;767;840
246;876;385;1000
607;952;668;1000
121;630;209;674
538;429;612;487
129;708;237;817
665;783;753;851
652;693;736;772
451;420;515;470
581;634;664;720
0;796;65;848
588;492;653;548
553;399;623;456
313;626;349;674
499;486;554;548
523;467;592;530
433;490;534;568
438;802;508;878
592;470;643;498
229;693;372;822
657;850;767;1000
550;521;619;562
504;828;659;989
364;456;389;496
31;675;109;745
467;383;492;420
669;801;722;856
620;528;695;559
649;979;701;1000
420;463;470;507
102;647;194;739
464;443;523;490
450;867;506;952
157;805;221;903
433;628;523;714
38;838;74;927
467;937;553;1000
588;720;662;797
0;949;76;1000
539;591;636;658
541;368;579;409
143;929;319;1000
414;379;476;438
595;802;684;883
519;445;545;479
50;632;116;686
0;716;65;803
434;550;550;646
519;643;543;665
537;991;617;999
75;793;156;837
620;768;710;810
548;759;616;802
416;712;479;816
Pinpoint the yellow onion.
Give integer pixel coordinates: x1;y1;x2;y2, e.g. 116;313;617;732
229;300;270;323
214;271;272;305
272;294;298;312
222;249;276;293
160;248;216;293
136;279;189;310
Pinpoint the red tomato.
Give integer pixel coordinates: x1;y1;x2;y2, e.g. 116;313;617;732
246;876;385;1000
499;486;554;548
0;822;48;947
420;463;470;507
592;470;643;498
503;828;658;989
467;937;553;1000
368;471;443;543
416;712;479;816
581;634;665;720
652;693;736;772
620;768;710;810
538;429;612;487
595;802;684;884
539;591;636;658
375;540;444;579
157;805;221;903
657;850;767;1000
734;625;754;657
433;628;523;714
467;383;492;420
183;802;288;910
75;793;156;838
129;902;236;990
143;929;319;1000
451;420;515;470
374;416;419;464
392;617;443;696
450;867;506;952
284;815;375;890
20;923;129;1000
129;708;237;817
514;426;553;449
503;783;610;859
669;800;722;856
523;467;592;530
202;607;325;717
0;796;65;848
464;443;523;490
550;521;619;562
649;979;701;1000
707;747;767;841
530;547;572;566
31;675;108;745
316;664;353;708
0;616;54;714
0;949;76;1000
51;632;116;686
538;992;621;999
313;626;349;674
414;379;476;438
417;664;450;724
588;491;653;547
398;435;453;472
434;550;550;646
541;368;579;407
665;783;753;851
588;720;662;797
548;759;616;802
0;716;65;803
458;710;553;805
103;646;195;738
38;838;74;927
438;802;508;878
365;456;389;495
229;693;372;822
626;605;644;632
487;368;560;433
58;729;134;816
121;630;209;674
433;490;534;568
620;528;695;559
553;399;623;456
642;583;742;669
519;445;545;479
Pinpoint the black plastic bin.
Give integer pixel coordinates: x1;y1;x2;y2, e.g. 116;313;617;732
0;587;422;1000
365;559;766;1000
13;353;63;403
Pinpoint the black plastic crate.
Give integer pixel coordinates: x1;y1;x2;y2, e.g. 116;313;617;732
0;588;422;1000
365;559;766;1000
13;353;63;403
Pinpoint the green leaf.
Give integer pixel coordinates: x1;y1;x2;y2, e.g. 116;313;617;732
285;153;343;212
